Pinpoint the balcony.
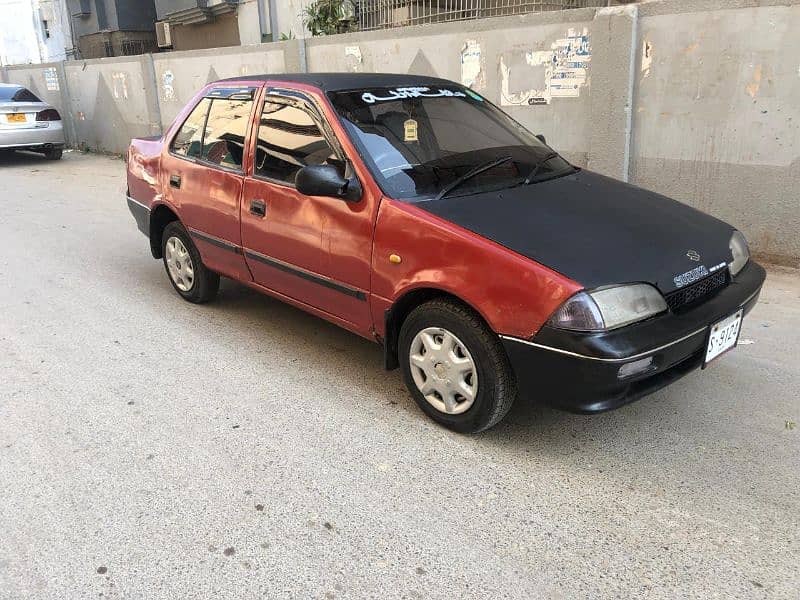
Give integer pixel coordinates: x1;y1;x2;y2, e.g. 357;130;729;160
155;0;239;25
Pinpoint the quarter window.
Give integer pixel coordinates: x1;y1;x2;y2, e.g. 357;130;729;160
200;98;253;169
254;101;338;184
171;98;211;159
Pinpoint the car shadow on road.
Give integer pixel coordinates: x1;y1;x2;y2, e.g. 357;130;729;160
123;258;795;500
208;278;620;435
0;150;53;166
126;259;748;466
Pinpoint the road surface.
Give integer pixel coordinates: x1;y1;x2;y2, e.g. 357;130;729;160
1;151;798;598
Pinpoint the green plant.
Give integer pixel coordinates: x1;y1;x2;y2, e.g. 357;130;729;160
302;0;353;36
279;31;295;41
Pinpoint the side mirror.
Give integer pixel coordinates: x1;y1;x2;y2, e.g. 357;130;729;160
295;164;361;202
536;134;547;145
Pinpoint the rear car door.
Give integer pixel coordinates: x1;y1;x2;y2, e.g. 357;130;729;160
161;87;257;281
240;90;374;331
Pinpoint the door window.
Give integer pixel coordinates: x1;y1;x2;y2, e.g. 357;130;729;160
200;98;253;170
254;101;338;184
171;98;211;159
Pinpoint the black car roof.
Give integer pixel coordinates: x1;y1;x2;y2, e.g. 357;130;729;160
214;72;459;91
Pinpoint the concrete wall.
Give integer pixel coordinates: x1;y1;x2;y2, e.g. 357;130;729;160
631;0;800;266
1;0;798;265
63;54;161;153
151;42;290;126
305;9;597;167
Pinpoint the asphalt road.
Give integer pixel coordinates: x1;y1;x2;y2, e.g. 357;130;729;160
1;151;798;599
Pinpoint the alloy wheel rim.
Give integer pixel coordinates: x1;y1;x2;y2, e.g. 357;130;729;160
165;236;195;292
408;327;478;415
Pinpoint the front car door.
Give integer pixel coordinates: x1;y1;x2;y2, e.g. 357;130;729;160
161;86;258;281
240;88;376;333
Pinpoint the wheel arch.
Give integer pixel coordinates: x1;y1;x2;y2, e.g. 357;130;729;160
382;287;493;371
149;203;180;259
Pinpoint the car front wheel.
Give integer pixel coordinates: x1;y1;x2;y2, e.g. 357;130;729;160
43;147;62;160
161;221;219;303
398;299;517;433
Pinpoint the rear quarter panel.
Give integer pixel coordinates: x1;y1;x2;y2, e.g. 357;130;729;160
371;199;582;339
127;135;164;206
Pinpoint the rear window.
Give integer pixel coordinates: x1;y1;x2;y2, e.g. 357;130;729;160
0;86;41;102
170;87;256;170
200;98;252;170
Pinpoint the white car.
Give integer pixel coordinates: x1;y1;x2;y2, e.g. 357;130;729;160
0;83;65;160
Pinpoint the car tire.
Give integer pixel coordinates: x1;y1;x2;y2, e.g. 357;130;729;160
44;148;62;160
398;299;517;433
161;221;219;303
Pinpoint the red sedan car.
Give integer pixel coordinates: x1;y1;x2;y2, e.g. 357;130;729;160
126;73;765;432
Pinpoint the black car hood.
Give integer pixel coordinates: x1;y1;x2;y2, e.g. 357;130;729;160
417;169;735;294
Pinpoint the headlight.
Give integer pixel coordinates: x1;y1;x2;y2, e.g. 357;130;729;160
729;230;750;276
548;284;668;331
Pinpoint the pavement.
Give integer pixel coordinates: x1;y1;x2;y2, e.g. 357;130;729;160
0;151;798;599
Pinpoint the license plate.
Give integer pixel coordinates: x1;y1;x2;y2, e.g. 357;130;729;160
7;113;27;123
704;309;743;365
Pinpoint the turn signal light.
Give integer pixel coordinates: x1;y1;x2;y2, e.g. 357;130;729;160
617;357;654;379
35;109;61;121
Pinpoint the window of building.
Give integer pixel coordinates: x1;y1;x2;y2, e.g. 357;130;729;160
42;20;50;39
121;40;146;56
254;101;338;184
171;98;212;159
200;98;253;170
103;41;114;57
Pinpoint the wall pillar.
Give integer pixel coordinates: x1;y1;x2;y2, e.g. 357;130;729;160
587;5;638;182
56;62;78;147
282;39;307;73
141;53;164;137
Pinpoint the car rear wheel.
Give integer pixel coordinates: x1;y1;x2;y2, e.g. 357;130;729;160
161;221;219;303
398;299;517;433
43;147;62;160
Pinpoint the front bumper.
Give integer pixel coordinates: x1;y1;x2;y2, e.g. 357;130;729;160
501;261;766;413
0;122;65;149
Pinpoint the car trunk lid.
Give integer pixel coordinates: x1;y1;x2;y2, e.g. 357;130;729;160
0;101;49;129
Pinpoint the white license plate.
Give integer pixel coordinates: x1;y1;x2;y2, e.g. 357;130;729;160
704;309;743;365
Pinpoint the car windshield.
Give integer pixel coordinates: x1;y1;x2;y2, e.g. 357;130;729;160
328;86;574;200
0;86;41;102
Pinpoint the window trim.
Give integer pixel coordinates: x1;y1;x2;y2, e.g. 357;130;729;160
250;89;348;187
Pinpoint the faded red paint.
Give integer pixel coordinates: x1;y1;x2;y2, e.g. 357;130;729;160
127;78;581;343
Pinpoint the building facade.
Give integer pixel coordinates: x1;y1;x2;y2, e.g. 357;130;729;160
67;0;158;58
0;0;76;65
154;0;271;51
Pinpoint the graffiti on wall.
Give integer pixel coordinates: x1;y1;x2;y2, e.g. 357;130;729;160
162;70;176;102
500;27;591;106
111;72;129;100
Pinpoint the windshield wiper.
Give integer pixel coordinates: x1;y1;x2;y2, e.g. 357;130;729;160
523;151;560;184
435;155;514;201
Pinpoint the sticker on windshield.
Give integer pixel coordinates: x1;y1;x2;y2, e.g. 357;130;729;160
403;119;418;142
465;89;484;101
361;87;466;104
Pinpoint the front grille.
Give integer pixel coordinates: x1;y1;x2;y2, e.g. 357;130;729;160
665;269;729;312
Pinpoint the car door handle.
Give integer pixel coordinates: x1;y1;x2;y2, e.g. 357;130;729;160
169;174;181;189
250;199;266;217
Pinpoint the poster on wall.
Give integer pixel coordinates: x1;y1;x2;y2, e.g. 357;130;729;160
43;68;59;92
500;27;591;106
